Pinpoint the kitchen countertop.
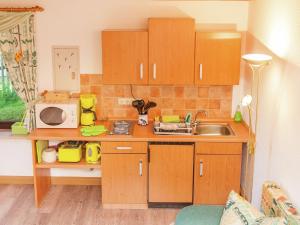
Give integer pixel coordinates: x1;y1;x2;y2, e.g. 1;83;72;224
29;119;249;143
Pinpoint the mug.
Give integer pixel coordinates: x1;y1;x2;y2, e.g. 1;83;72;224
42;147;57;163
86;142;101;164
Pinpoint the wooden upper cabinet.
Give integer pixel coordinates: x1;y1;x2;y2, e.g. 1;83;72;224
148;18;195;85
102;30;148;84
195;32;241;85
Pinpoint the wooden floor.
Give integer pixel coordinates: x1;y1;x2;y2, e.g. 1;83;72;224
0;185;178;225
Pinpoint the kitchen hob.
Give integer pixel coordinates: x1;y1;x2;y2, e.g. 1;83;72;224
109;120;134;135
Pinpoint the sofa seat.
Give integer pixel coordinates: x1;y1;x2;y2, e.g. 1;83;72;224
175;205;224;225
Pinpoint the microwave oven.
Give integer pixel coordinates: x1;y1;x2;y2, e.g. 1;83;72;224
35;99;80;128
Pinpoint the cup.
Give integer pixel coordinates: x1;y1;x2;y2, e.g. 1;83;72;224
138;114;148;126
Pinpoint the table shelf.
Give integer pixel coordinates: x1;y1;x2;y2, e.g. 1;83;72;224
35;158;101;169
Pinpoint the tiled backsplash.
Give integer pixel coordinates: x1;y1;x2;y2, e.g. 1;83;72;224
80;74;232;120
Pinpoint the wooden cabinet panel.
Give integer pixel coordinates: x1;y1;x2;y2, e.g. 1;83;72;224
101;142;147;154
148;18;195;85
149;144;194;203
102;30;148;84
196;142;242;155
194;154;241;205
102;154;148;205
195;32;241;85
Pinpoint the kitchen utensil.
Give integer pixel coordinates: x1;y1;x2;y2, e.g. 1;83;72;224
81;110;95;126
80;94;97;110
132;100;140;112
42;147;57;163
58;141;82;162
109;120;133;135
143;101;157;114
80;94;97;126
137;99;145;114
85;142;101;164
132;99;144;114
36;140;49;164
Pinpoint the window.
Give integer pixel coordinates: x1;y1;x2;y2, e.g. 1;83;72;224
0;54;25;129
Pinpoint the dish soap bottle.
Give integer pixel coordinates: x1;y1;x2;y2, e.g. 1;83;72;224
234;105;242;123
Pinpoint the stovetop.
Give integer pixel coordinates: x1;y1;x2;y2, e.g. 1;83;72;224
109;120;133;135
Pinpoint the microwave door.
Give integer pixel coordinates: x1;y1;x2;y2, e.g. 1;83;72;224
39;107;67;126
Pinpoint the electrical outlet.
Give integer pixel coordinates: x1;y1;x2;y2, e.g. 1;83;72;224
118;98;134;106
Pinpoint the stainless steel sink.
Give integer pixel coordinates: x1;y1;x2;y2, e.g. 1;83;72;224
193;123;234;136
153;122;234;136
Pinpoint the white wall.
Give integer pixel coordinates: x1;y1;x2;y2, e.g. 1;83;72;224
34;0;248;90
240;0;300;209
0;0;249;177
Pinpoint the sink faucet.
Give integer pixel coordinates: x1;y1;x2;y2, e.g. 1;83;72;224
193;110;208;125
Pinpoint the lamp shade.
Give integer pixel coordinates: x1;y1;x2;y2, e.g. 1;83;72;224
242;53;272;67
242;95;253;107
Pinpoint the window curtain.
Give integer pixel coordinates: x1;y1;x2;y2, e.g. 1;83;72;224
0;12;38;131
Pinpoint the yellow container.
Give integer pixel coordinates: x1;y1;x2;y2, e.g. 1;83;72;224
86;142;101;164
80;94;96;110
58;142;82;162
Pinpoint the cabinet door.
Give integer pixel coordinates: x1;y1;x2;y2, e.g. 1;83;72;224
195;32;241;85
102;30;148;84
194;154;241;205
148;18;195;85
149;144;194;203
102;154;147;205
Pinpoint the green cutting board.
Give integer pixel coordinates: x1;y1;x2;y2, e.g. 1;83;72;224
36;140;49;164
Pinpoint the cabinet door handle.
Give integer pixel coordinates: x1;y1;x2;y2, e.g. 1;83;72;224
199;64;203;81
115;146;132;150
153;63;156;80
139;160;143;176
199;160;203;177
140;63;143;80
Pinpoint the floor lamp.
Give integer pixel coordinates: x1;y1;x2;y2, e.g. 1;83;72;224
241;53;272;154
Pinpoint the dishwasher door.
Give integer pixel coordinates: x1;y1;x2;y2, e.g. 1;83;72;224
148;142;194;203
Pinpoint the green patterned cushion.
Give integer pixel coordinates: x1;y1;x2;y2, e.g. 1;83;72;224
262;182;300;225
220;191;287;225
257;217;288;225
175;205;224;225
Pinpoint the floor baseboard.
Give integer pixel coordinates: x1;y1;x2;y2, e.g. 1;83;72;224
0;176;33;184
0;176;101;186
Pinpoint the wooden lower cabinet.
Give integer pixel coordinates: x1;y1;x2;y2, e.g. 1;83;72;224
101;153;148;208
193;143;242;205
148;144;194;203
